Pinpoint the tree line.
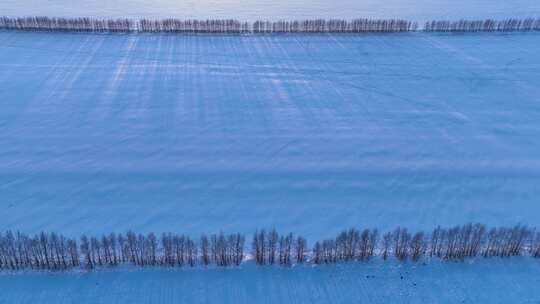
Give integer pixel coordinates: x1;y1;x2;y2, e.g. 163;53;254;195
1;17;539;33
0;17;416;33
424;18;540;32
0;224;539;271
0;16;136;32
251;19;417;33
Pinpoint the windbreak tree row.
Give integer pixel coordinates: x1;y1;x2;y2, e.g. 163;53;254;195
0;17;136;32
1;17;540;33
424;18;540;32
0;224;539;271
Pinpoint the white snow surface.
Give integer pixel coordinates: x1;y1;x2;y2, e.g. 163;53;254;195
0;259;539;303
1;0;540;21
1;32;540;240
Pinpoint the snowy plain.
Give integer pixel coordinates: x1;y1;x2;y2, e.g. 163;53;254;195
2;0;540;296
1;259;539;304
1;31;540;240
1;0;540;21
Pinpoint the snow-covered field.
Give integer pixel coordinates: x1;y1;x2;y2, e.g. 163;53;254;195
2;0;540;295
1;259;539;303
1;0;540;21
1;31;540;240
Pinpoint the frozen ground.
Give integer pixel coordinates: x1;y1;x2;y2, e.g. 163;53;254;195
0;259;539;303
1;31;540;239
1;0;540;21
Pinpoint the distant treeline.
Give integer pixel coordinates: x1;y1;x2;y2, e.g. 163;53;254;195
424;18;540;32
1;16;540;33
0;17;416;33
1;223;539;272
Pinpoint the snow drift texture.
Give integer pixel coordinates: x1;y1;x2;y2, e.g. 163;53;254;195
1;32;540;241
1;260;539;303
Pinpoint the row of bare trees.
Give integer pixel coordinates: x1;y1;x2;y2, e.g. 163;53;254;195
139;19;249;33
310;224;536;264
1;224;539;271
252;229;307;265
312;228;379;264
251;19;417;32
0;231;79;271
0;16;135;32
424;18;540;32
80;232;245;269
2;17;540;33
0;17;416;33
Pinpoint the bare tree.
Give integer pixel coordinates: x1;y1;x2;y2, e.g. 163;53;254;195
295;236;307;264
410;232;426;262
